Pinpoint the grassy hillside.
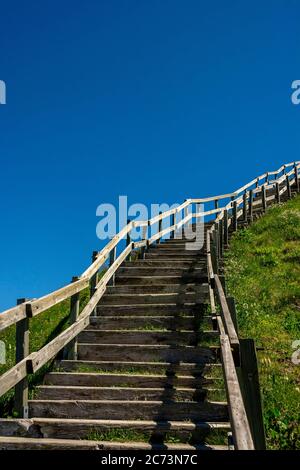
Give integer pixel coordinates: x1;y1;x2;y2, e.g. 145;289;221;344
224;194;300;449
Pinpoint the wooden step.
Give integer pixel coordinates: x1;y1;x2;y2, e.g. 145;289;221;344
100;293;208;305
121;260;206;267
35;386;208;401
44;372;220;388
89;315;198;330
145;253;205;260
106;284;208;295
149;247;205;254
0;417;230;442
55;360;222;375
163;238;208;244
153;243;205;250
115;274;208;285
29;399;228;421
117;267;206;276
0;436;228;450
79;330;218;345
77;343;216;362
96;304;206;316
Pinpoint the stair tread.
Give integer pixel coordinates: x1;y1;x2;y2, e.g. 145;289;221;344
0;436;228;450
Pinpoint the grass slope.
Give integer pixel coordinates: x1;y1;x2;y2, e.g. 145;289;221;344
224;195;300;449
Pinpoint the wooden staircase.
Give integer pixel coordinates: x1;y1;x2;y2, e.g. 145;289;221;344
1;161;299;450
0;225;231;450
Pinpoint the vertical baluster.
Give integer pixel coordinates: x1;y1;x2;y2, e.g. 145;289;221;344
261;185;266;212
108;246;117;286
219;219;224;258
275;182;280;204
248;189;253;220
243;191;247;222
286;175;291;199
294;163;299;192
170;212;175;239
126;219;132;261
157;212;163;243
232;201;237;231
223;209;228;246
65;277;80;360
14;298;30;418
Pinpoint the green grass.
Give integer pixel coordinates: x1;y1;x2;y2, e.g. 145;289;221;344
85;427;228;445
224;195;300;449
0;287;90;416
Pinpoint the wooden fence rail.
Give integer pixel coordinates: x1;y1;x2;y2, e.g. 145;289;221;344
0;161;299;447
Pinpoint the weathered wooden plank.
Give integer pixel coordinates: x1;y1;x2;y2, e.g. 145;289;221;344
35;385;208;401
44;372;217;388
77;343;215;363
0;304;26;332
56;359;221;375
106;284;208;294
0;417;230;441
0;436;228;450
89;315;196;330
81;222;133;279
30;315;90;374
220;335;254;450
100;292;208;305
96;303;204;316
14;299;30;417
29;399;228;421
29;277;89;318
78;330;216;346
115;274;208;285
214;275;239;355
0;358;29;398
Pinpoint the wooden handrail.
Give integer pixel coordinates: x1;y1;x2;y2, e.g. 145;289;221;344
1;161;298;334
203;163;300;449
214;275;239;352
220;335;254;450
0;159;299;425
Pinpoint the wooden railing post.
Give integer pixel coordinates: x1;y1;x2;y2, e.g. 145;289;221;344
226;296;238;335
14;298;30;418
238;339;266;450
157;212;162;243
266;172;269;185
170;212;175;239
223;209;228;246
261;185;266;212
90;251;98;298
232;201;237;231
126;219;132;261
248;189;253;220
108;246;117;286
243;192;247;222
140;225;147;259
90;251;98;316
214;199;219;210
255;178;259;188
286;175;291;199
211;231;219;274
64;276;80;360
214;223;219;261
294;164;299;192
275;182;280;204
219;220;224;258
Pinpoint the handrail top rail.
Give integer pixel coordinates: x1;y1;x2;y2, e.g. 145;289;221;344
0;161;298;333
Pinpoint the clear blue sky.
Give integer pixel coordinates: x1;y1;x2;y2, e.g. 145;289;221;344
0;0;299;310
